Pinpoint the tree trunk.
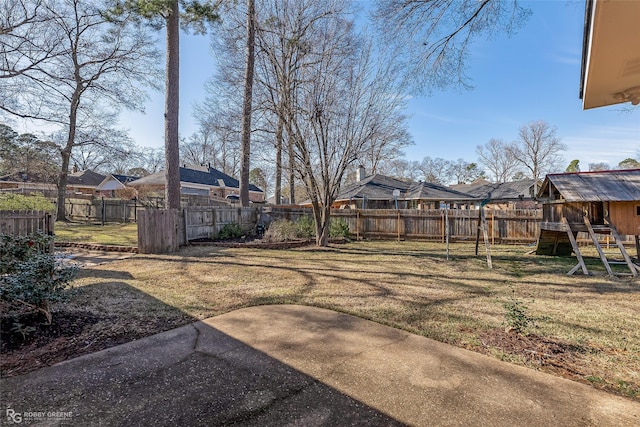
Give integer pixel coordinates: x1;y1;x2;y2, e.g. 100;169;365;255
274;114;283;205
287;127;295;204
311;202;330;246
56;149;71;220
164;0;181;210
56;80;82;220
239;0;255;207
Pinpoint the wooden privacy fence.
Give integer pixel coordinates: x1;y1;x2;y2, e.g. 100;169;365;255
138;209;181;254
332;209;542;243
65;198;141;223
139;207;260;253
138;206;637;254
181;207;543;244
184;206;260;241
0;210;54;236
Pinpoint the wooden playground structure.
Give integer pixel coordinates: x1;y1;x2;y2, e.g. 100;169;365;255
535;170;640;278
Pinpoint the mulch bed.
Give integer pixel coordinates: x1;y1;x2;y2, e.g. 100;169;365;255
478;328;592;381
0;309;189;377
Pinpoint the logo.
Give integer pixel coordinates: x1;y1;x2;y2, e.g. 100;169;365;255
5;408;73;424
6;409;22;424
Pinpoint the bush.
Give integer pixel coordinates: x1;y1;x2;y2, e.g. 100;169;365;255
329;218;350;240
263;217;350;243
0;233;77;325
217;222;245;240
263;219;299;242
0;193;55;211
295;216;315;239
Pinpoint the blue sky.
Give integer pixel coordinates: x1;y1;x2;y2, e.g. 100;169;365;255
120;0;639;169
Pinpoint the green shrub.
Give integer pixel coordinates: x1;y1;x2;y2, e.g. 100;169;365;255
0;233;77;325
217;222;245;240
295;216;315;239
0;193;55;211
329;218;350;240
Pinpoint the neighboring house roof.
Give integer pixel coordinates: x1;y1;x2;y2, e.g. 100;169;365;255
451;179;539;200
538;169;640;202
405;181;474;201
67;170;106;187
112;174;140;185
336;174;412;201
334;174;476;202
128;166;264;193
96;174;140;192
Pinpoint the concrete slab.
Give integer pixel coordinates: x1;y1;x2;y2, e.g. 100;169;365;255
2;305;639;426
56;248;134;268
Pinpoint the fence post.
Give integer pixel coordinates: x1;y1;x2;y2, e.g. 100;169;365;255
101;197;105;225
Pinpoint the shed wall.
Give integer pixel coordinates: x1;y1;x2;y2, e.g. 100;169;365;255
609;201;640;235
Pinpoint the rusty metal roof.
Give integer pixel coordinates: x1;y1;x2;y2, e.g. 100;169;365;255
541;169;640;202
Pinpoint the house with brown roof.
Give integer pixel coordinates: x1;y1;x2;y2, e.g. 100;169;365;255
128;165;265;203
305;170;475;210
451;179;541;209
0;169;105;197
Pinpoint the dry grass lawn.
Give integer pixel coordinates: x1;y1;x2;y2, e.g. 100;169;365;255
55;221;138;246
3;239;636;400
56;240;640;400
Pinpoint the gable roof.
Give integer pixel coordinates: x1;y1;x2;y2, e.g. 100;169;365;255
111;174;140;185
539;169;640;202
405;181;474;201
128;166;263;193
335;174;475;202
451;179;538;200
67;170;106;187
336;174;412;201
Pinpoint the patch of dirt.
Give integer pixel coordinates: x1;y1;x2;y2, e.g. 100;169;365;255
478;328;591;380
1;309;190;377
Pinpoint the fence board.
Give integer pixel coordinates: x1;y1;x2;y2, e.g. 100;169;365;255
138;209;180;254
183;207;260;241
0;210;54;236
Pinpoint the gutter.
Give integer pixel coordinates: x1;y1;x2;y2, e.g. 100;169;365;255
579;0;595;100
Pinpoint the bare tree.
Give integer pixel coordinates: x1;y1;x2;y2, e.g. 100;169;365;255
290;23;408;245
382;159;421;182
0;0;64;80
1;0;160;219
448;159;485;184
588;162;609;172
372;0;530;93
476;138;520;183
512;120;566;181
416;156;452;185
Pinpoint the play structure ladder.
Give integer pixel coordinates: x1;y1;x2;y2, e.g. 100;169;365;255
582;216;638;278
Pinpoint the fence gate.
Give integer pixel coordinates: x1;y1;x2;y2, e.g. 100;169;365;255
138;209;181;254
